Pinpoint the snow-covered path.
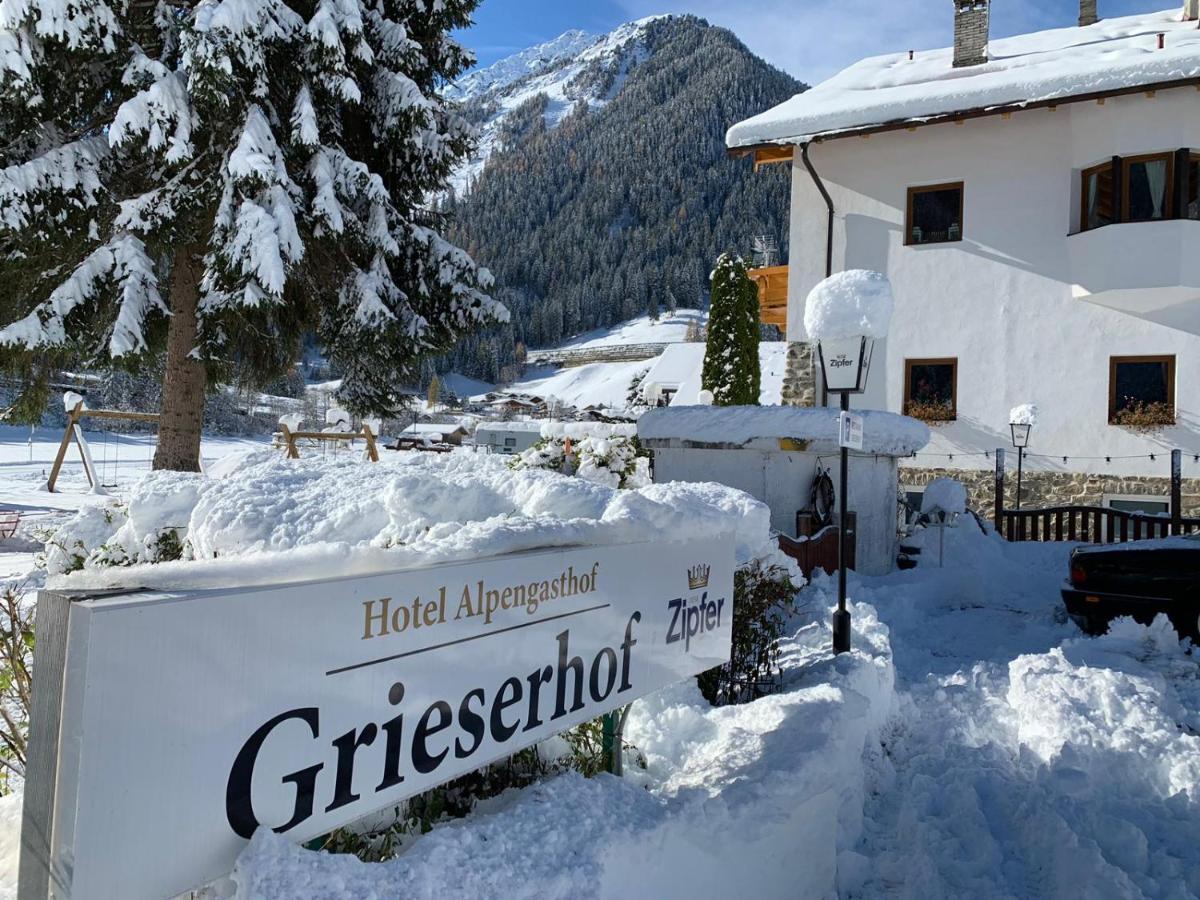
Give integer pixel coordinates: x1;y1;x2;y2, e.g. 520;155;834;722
841;529;1200;899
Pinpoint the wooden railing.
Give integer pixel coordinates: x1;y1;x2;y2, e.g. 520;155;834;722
998;505;1200;544
777;525;853;579
748;265;788;329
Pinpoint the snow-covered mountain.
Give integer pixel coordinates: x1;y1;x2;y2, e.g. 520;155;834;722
445;18;665;195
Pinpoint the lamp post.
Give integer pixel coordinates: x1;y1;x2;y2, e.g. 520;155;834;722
805;270;894;656
814;335;875;654
1009;420;1032;510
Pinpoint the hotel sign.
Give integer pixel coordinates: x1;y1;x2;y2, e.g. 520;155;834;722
22;538;734;899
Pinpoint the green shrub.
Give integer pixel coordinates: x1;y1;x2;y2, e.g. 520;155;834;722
697;558;797;706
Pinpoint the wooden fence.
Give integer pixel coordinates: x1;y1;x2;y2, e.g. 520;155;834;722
994;447;1199;544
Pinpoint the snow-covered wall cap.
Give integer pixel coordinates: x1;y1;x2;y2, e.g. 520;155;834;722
727;10;1200;148
1009;404;1038;426
803;270;894;340
638;405;930;456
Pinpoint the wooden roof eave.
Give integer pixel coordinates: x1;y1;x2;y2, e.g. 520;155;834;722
728;75;1200;161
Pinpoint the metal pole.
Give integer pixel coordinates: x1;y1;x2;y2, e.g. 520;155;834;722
1015;446;1024;510
833;391;851;654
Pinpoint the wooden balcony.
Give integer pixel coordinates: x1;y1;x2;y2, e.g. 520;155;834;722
748;265;788;329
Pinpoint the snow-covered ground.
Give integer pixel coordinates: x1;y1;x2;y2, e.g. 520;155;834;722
538;309;706;352
495;359;651;410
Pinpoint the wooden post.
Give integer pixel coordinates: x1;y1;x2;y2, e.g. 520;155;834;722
362;424;379;463
994;448;1006;534
278;423;300;459
1170;449;1182;535
45;403;83;493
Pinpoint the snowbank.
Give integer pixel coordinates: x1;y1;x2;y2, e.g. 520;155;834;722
231;601;896;900
47;451;774;591
638;405;930;456
803;270;894;340
727;10;1200;146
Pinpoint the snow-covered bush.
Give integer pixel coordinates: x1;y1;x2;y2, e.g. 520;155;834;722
38;504;127;576
510;435;650;489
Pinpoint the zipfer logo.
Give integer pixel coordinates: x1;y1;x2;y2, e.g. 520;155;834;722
667;563;725;652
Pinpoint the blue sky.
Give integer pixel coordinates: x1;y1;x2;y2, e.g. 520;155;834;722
459;0;1176;83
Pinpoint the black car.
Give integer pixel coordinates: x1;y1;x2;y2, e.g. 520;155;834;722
1061;536;1200;640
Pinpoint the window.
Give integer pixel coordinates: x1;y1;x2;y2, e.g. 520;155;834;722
1081;162;1114;231
906;183;964;245
1123;153;1173;222
1105;496;1169;516
900;488;926;525
904;358;957;422
1108;355;1175;427
504;437;516;447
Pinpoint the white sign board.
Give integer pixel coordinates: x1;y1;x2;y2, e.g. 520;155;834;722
32;538;734;898
838;410;864;451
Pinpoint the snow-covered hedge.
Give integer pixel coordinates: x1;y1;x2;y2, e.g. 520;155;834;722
42;451;774;591
510;434;650;489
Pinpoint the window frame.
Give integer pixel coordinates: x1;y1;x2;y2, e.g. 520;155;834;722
1080;160;1115;233
1120;152;1175;222
1186;151;1200;220
1107;354;1176;424
905;182;965;247
903;357;959;421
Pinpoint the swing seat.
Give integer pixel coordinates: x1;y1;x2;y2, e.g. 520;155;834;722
0;510;19;541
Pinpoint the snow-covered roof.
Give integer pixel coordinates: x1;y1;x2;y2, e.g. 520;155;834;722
638;406;930;456
474;421;546;434
727;9;1200;148
400;423;466;436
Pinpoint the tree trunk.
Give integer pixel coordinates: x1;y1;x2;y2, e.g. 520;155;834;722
153;246;207;472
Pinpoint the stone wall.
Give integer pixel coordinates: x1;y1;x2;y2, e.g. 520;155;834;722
900;465;1200;518
781;342;816;407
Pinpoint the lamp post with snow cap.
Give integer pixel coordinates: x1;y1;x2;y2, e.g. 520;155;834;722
1009;405;1036;511
805;271;894;655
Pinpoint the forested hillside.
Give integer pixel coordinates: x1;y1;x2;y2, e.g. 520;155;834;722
440;16;803;383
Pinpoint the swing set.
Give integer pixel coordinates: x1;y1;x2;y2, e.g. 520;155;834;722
276;421;380;462
46;399;162;493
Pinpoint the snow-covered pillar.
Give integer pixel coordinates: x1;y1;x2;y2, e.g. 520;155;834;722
952;0;990;68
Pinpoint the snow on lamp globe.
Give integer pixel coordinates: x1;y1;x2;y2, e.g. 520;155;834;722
804;270;895;654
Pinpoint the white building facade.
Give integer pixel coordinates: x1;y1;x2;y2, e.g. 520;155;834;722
730;4;1200;516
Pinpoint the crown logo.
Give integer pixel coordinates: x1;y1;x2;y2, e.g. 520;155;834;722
687;564;710;590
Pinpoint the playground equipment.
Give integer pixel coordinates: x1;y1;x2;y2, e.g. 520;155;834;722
276;420;380;462
47;398;161;493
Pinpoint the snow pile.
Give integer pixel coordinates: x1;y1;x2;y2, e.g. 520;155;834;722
46;452;771;591
1009;403;1039;426
728;9;1200;146
920;477;967;516
231;600;896;900
803;270;894;340
1009;616;1200;800
638;405;930;456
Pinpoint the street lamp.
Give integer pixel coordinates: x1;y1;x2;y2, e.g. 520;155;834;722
804;270;894;655
1009;405;1036;510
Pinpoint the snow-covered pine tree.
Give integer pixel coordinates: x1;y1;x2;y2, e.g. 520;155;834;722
702;252;760;406
0;0;507;470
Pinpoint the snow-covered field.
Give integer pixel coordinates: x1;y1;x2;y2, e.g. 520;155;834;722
0;441;1197;898
497;359;652;410
541;309;706;352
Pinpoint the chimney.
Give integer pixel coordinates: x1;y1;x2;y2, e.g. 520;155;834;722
953;0;990;68
1079;0;1098;26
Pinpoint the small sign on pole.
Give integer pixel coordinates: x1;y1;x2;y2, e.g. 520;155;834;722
838;410;864;451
